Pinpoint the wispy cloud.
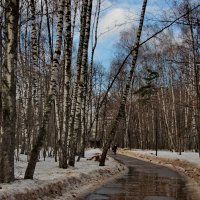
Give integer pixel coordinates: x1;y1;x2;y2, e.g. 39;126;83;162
94;0;173;68
98;7;135;39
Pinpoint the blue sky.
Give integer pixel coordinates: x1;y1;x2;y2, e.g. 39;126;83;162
92;0;174;69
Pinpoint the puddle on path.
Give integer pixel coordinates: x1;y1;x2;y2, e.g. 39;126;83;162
85;166;191;200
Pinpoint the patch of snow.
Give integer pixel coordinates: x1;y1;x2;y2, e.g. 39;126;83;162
0;148;126;200
133;149;200;166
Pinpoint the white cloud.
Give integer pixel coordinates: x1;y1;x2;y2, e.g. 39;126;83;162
92;0;136;68
98;7;135;40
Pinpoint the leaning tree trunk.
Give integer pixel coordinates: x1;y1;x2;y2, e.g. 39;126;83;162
24;0;65;179
0;0;19;183
99;0;148;166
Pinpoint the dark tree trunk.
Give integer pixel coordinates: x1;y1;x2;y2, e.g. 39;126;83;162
0;0;19;183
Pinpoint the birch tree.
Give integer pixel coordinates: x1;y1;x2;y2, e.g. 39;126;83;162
60;0;72;169
100;0;148;166
0;0;19;183
68;0;93;167
24;0;65;179
0;1;3;142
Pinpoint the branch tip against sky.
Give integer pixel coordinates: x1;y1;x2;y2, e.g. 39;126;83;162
94;0;199;69
90;2;200;127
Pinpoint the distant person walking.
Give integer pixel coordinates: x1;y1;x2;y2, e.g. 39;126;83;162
112;144;118;155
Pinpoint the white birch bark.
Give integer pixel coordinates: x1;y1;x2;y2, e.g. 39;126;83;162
30;0;38;102
60;0;72;169
24;0;65;179
160;87;175;150
100;0;148;166
68;0;89;166
0;0;19;183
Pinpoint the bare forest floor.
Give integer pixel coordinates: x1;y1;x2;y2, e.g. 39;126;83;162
119;148;200;200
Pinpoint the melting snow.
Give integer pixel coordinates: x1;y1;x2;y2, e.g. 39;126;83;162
132;149;200;166
0;148;126;200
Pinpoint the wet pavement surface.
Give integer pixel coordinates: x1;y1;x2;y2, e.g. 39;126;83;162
85;153;192;200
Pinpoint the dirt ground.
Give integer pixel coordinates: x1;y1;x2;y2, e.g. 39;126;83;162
118;149;200;200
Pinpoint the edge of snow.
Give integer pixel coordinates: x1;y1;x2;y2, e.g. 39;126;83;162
0;155;127;200
119;149;200;200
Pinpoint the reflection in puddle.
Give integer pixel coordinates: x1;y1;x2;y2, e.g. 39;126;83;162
86;167;191;200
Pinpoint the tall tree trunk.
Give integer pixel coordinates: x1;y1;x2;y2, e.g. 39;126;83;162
71;0;78;40
0;0;19;183
69;0;93;166
99;0;148;166
28;0;38;156
24;0;65;179
44;0;53;63
20;6;29;155
170;69;178;151
68;0;89;166
88;0;101;144
76;0;92;162
0;6;3;140
60;0;72;169
37;0;44;66
68;0;88;142
30;0;38;103
188;12;200;157
160;87;175;150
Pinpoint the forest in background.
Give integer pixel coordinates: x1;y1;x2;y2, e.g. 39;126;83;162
0;0;199;183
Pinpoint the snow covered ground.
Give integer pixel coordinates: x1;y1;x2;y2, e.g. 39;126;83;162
132;149;200;166
2;148;199;200
0;149;126;200
119;148;200;173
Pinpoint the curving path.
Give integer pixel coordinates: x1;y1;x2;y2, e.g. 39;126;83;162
85;153;192;200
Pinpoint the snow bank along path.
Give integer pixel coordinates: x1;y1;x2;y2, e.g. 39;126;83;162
0;149;127;200
119;149;200;200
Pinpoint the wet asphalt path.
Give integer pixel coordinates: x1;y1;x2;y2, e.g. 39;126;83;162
85;152;192;200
